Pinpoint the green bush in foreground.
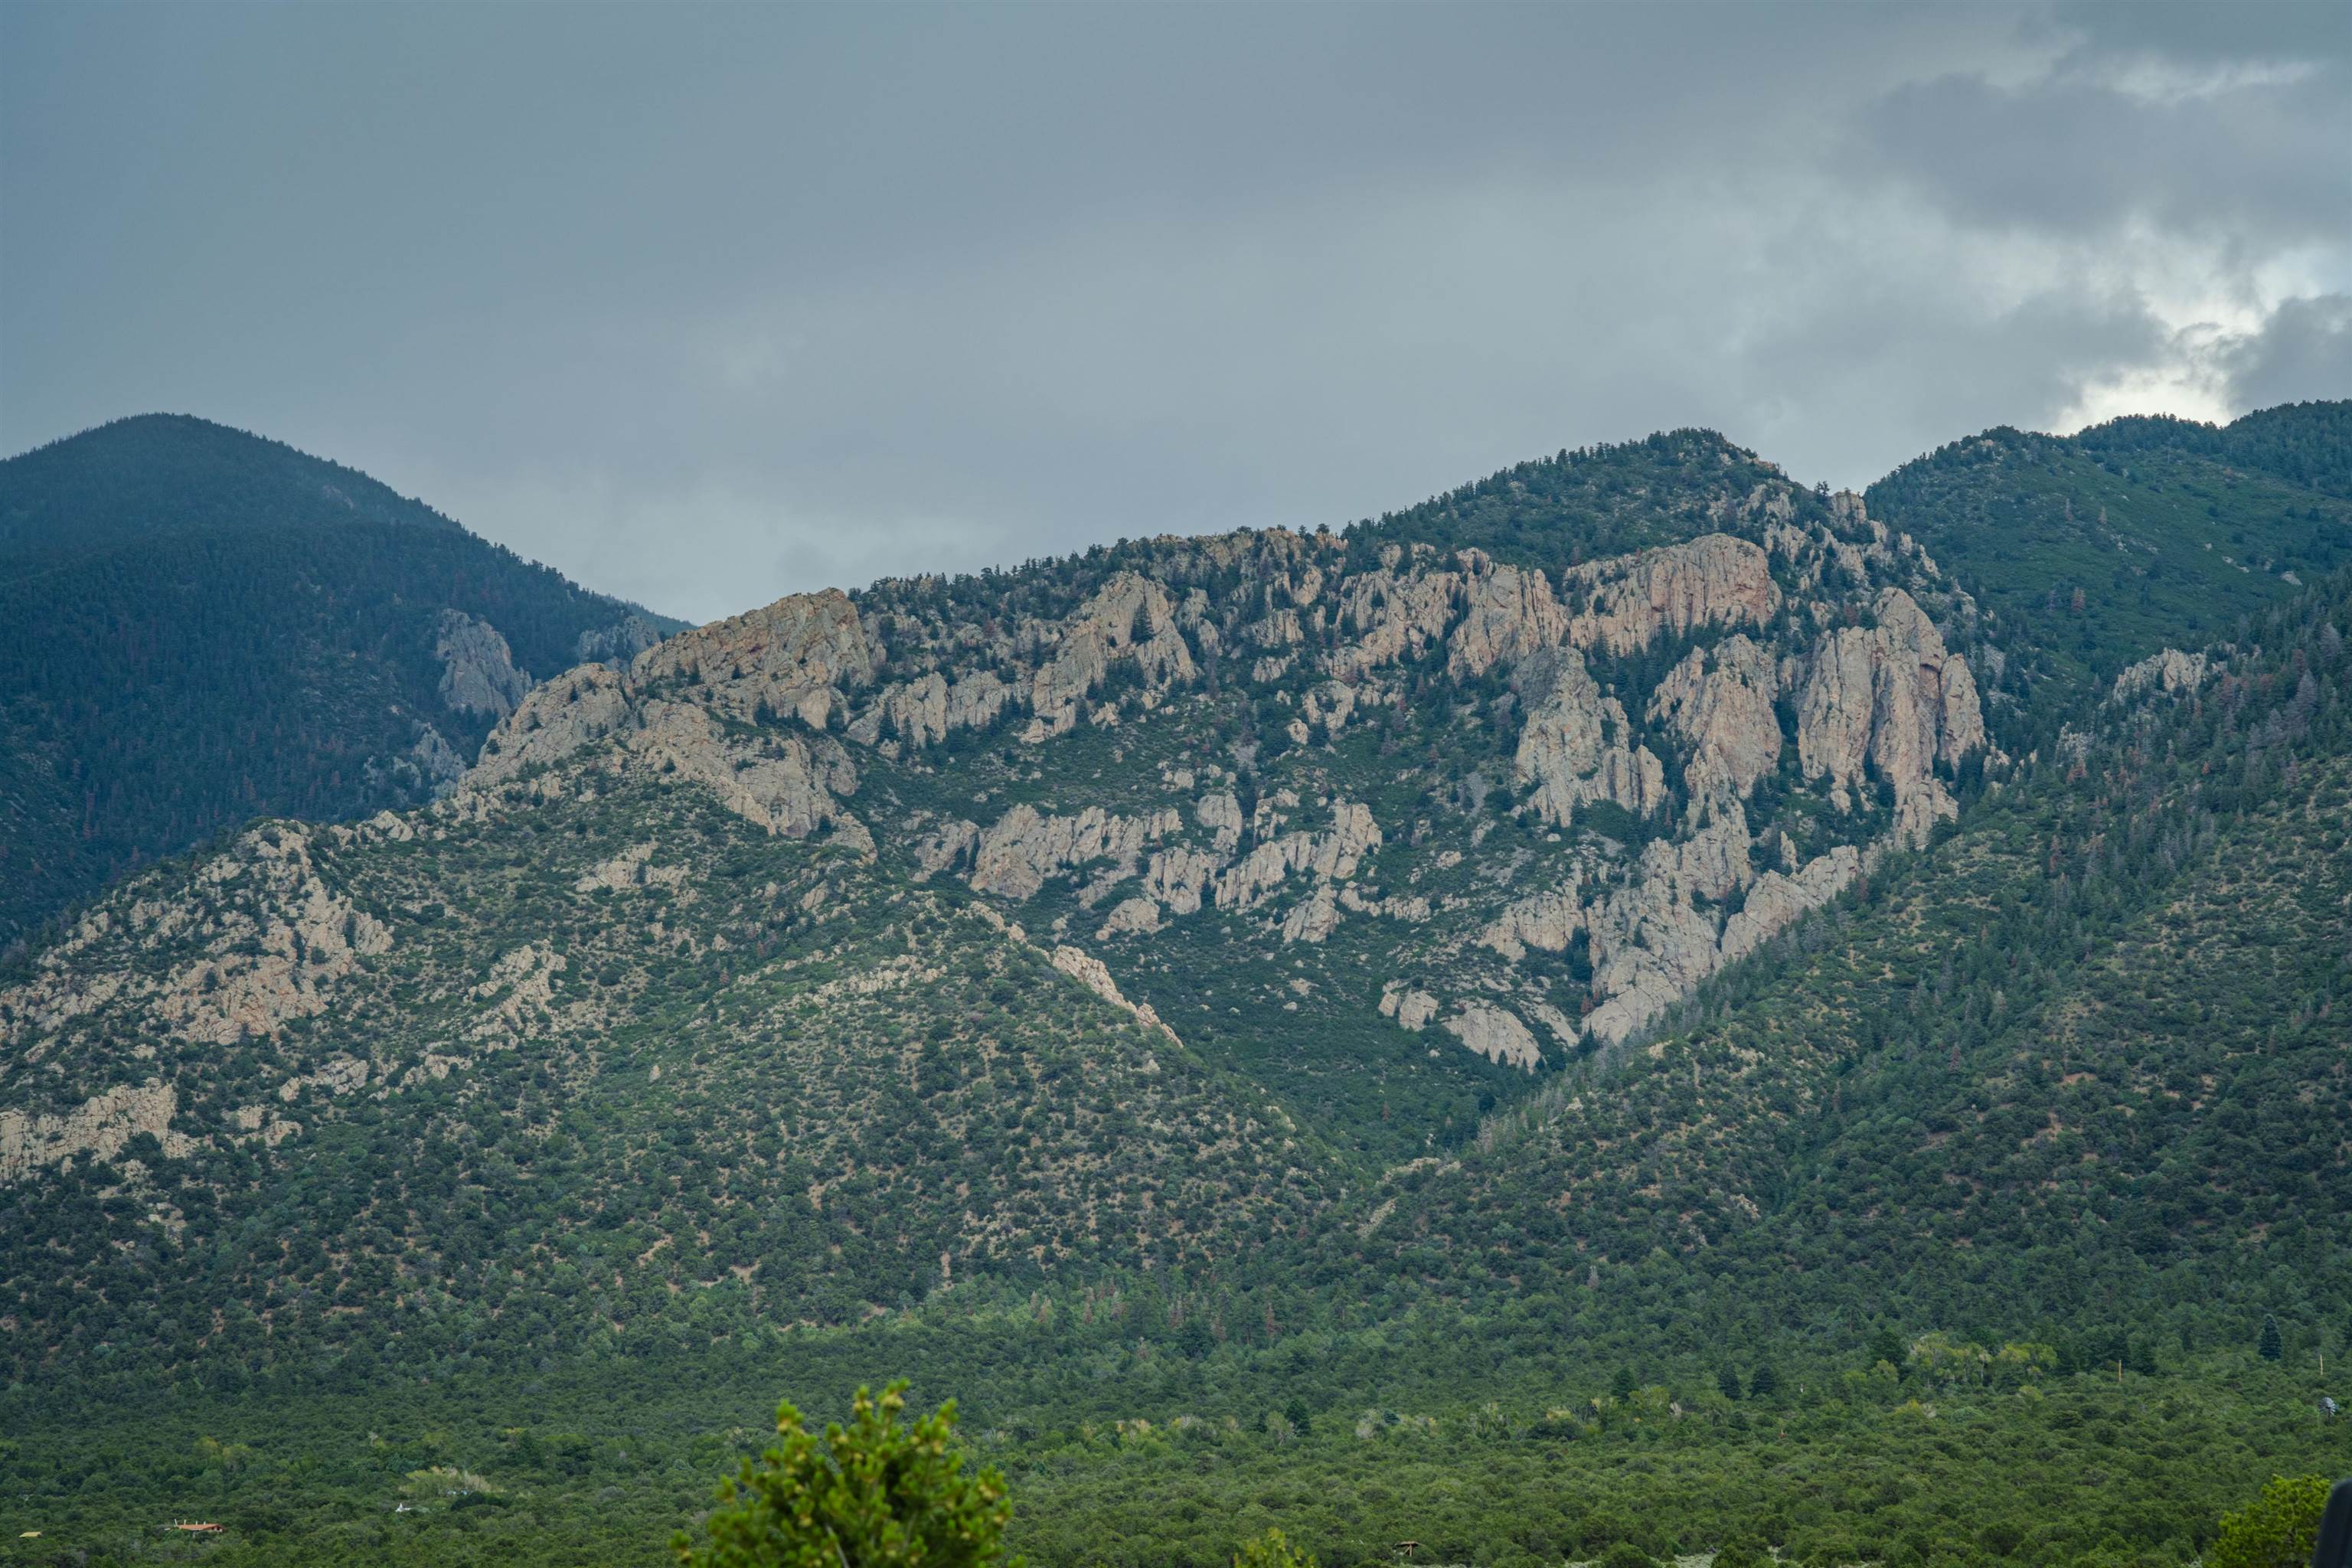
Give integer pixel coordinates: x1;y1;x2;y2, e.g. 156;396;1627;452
2208;1475;2331;1568
1234;1527;1317;1568
675;1382;1017;1568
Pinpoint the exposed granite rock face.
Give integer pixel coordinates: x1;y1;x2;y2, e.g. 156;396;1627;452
835;503;1975;1063
467;626;873;852
1050;945;1177;1042
1650;634;1781;802
1331;556;1459;681
1795;587;1985;844
1564;534;1780;656
635;701;864;844
1024;572;1197;740
0;823;392;1052
1579;806;1749;1044
410;725;466;796
910;818;980;881
575;613;667;666
969;804;1183;900
1514;649;1667;827
1720;844;1860;964
1196;792;1244;853
1213;801;1381;910
473;665;637;781
6;449;2009;1209
0;819;405;1181
1279;882;1343;944
573;841;688;894
636;588;875;730
1144;846;1222;916
436;609;532;719
1098;897;1162;939
1443;1004;1542;1070
0;1079;194;1183
850;670;1015;747
1480;884;1586;962
1449;556;1569;678
1379;983;1442;1031
2112;648;2210;704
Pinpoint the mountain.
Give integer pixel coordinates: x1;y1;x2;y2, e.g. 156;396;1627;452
0;407;2345;1566
0;415;684;951
1867;405;2350;750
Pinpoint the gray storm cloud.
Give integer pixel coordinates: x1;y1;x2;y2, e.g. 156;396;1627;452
2;1;2344;622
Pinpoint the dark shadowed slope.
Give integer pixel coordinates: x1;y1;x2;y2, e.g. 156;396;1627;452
0;415;683;949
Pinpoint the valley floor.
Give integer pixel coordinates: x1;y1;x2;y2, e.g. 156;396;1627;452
2;1332;2341;1567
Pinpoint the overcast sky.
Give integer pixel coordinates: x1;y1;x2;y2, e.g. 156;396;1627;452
4;2;2347;622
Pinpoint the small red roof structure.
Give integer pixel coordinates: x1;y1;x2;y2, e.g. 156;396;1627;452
170;1521;226;1532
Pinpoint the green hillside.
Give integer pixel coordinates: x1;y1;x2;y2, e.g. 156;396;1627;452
0;408;2345;1566
1867;403;2351;749
0;415;682;950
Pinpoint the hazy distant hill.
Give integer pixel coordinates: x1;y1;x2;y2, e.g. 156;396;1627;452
0;414;682;949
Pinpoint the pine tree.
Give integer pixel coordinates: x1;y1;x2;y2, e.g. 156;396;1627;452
1716;1367;1743;1401
1749;1362;1779;1400
2258;1314;2283;1362
1867;1325;1905;1369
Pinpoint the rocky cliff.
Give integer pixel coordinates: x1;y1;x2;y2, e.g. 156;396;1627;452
437;443;1991;1083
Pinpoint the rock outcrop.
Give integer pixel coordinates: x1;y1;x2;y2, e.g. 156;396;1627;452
1279;882;1343;944
436;609;532;719
1795;588;1984;844
1443;1004;1543;1070
2111;648;2209;704
0;823;392;1050
0;1079;194;1183
1719;844;1860;963
1564;534;1780;657
1214;802;1381;910
1449;557;1569;678
635;588;875;730
1050;945;1178;1042
576;613;668;666
467;632;873;851
850;670;1016;747
1650;634;1782;802
1024;573;1197;739
1379;985;1441;1031
1514;649;1667;828
969;804;1182;900
1330;557;1459;681
1480;884;1586;962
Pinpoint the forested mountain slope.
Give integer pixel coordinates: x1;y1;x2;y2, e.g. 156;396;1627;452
1334;564;2352;1358
0;407;2344;1566
0;415;681;950
4;430;2014;1387
1866;403;2350;751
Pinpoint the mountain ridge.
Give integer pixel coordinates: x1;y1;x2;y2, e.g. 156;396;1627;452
1;401;2345;1566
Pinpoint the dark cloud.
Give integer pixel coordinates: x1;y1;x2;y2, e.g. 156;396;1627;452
2;2;2344;622
2222;294;2352;410
1855;66;2346;241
